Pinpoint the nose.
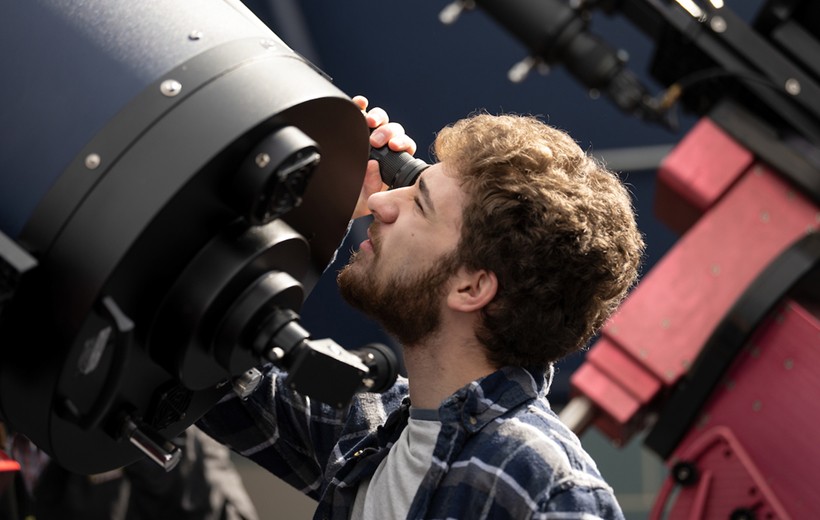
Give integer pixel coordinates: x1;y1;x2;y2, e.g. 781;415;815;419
367;189;401;224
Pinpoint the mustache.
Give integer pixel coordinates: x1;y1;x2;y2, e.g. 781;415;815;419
367;221;382;255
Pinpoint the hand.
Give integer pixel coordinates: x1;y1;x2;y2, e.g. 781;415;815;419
351;95;417;219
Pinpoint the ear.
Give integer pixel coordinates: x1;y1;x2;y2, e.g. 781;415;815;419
447;267;498;313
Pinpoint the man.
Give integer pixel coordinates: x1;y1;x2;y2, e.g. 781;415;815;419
198;97;644;519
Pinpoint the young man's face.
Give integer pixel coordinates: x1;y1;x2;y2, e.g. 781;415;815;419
337;163;466;345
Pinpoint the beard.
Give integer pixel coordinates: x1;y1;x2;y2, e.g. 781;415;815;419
337;230;458;346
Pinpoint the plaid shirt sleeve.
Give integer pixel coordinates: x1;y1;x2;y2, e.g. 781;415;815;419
196;364;407;501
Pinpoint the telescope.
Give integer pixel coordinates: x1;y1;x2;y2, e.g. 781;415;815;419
0;0;401;475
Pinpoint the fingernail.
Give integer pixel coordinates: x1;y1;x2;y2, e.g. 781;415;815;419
370;130;386;147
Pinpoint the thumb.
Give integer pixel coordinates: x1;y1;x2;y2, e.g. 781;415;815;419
352;163;386;219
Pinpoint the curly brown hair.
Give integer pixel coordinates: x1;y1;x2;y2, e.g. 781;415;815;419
433;113;645;369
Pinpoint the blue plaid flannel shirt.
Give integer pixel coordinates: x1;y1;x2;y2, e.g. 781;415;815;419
197;364;624;520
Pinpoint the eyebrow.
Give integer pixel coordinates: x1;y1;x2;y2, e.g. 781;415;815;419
418;176;435;213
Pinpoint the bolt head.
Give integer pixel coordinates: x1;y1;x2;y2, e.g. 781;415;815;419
85;153;101;169
160;79;183;97
255;153;271;168
710;16;727;33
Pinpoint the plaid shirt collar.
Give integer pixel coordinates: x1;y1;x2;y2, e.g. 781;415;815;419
439;365;551;432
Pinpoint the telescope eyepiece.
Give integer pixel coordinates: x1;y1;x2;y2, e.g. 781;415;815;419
369;146;430;189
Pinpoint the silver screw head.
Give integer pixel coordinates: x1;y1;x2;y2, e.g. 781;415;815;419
85;153;101;169
785;78;801;96
710;16;727;33
255;153;271;168
160;79;183;97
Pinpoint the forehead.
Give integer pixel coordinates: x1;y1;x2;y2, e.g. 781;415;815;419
419;163;466;219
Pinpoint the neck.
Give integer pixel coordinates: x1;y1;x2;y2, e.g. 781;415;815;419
402;320;497;410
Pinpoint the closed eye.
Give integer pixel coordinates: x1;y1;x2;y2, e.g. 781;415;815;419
414;196;425;214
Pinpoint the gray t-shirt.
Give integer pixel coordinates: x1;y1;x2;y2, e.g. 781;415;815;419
350;408;441;519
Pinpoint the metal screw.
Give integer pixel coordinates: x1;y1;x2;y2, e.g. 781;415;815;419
160;79;183;97
672;461;698;485
438;0;475;25
233;368;263;399
785;78;801;96
710;16;727;33
188;30;203;41
508;56;539;84
268;347;286;360
255;153;271;168
85;153;101;169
